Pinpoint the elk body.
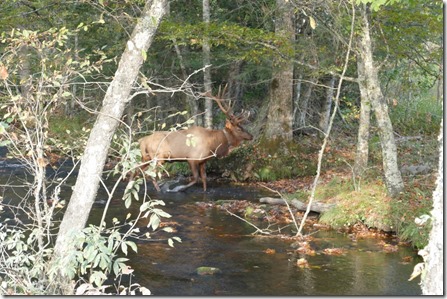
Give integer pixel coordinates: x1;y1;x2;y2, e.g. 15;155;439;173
135;90;253;192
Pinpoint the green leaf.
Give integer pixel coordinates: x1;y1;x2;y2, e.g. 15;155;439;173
92;253;101;268
112;257;129;276
90;271;107;287
99;254;110;270
152;208;171;218
125;196;131;209
121;242;128;255
126;241;138;253
140;201;151;212
148;214;160;230
132;189;139;201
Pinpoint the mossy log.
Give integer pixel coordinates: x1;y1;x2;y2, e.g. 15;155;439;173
259;197;335;213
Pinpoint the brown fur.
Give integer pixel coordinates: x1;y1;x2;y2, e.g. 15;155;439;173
136;119;252;192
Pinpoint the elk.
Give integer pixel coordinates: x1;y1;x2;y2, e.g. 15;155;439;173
134;89;253;192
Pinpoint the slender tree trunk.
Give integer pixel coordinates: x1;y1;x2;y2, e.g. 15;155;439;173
202;0;213;128
227;60;244;108
436;62;442;104
357;4;403;197
66;33;78;116
319;75;336;133
264;0;294;141
296;77;315;129
51;0;168;294
18;45;32;99
292;72;303;127
125;98;135;127
168;2;198;124
354;55;371;178
420;119;443;295
172;38;198;124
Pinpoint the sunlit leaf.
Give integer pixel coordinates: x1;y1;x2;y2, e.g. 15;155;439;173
309;16;316;29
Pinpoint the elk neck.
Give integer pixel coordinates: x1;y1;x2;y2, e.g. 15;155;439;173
222;127;239;147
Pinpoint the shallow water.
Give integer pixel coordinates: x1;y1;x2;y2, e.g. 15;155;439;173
89;180;422;296
0;159;422;295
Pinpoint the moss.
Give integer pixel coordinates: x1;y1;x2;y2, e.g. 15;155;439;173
317;176;433;248
319;181;394;232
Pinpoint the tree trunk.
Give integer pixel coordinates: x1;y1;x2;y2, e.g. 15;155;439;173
227;60;244;109
202;0;213;128
354;54;371;178
420;119;443;295
296;77;315;130
264;0;294;141
51;0;168;294
357;4;404;197
319;75;336;133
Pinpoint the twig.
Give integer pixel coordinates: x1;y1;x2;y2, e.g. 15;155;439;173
223;208;271;235
259;183;300;234
296;1;356;236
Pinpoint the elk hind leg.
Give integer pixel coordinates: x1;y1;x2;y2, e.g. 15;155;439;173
199;162;207;191
167;161;199;192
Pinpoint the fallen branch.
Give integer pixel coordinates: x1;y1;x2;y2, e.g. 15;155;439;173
223;208;271;235
259;197;335;214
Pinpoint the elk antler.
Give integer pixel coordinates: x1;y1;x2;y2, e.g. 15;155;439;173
202;84;235;120
214;84;233;115
201;84;251;124
233;109;250;124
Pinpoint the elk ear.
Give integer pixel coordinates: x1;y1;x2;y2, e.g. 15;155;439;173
225;119;233;129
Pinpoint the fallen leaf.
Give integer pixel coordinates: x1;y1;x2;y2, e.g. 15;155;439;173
0;65;8;80
297;258;309;268
264;248;276;254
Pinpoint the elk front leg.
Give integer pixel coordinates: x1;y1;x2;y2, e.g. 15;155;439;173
139;156;163;192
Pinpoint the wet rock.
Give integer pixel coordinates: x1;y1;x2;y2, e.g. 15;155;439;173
196;266;222;275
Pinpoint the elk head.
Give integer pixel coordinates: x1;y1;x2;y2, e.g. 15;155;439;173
204;84;253;145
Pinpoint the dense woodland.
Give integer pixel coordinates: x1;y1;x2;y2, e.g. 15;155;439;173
0;0;443;295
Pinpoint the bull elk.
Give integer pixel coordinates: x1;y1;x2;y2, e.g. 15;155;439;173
134;88;253;192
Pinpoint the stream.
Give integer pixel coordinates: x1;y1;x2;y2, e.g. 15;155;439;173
0;156;422;295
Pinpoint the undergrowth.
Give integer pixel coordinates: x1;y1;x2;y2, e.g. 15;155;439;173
212;138;318;182
389;95;442;136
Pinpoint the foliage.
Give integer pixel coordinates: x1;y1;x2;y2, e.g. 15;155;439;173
159;20;294;64
389;95;442;136
47;113;92;159
0;23;179;295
